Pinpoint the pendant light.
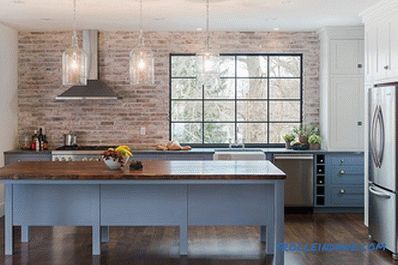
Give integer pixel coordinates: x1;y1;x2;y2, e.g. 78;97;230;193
196;0;220;88
129;0;155;86
62;0;88;86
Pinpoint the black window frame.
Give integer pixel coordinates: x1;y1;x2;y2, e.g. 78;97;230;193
169;53;304;148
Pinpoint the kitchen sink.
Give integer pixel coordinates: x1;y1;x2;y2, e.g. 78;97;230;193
213;149;266;160
214;148;264;152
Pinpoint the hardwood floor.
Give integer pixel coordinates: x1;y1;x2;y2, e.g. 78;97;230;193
0;213;397;265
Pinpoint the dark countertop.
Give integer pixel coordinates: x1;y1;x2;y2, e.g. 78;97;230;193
0;161;286;180
4;148;363;155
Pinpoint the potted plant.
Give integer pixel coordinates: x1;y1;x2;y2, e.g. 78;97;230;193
282;133;295;149
293;124;317;144
308;134;321;150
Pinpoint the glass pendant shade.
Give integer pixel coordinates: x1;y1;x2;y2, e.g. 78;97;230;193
196;0;220;89
129;44;155;86
129;0;155;86
62;43;88;86
62;0;87;86
196;50;220;88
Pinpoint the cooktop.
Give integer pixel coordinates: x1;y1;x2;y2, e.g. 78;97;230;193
55;146;116;151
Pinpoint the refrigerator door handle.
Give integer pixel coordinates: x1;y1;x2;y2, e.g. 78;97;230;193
369;185;391;199
370;105;380;168
377;105;385;167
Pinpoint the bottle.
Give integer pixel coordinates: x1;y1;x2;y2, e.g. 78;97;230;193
35;138;40;152
38;128;44;151
31;130;38;151
43;135;49;150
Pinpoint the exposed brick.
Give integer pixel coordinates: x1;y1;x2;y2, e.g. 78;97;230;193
17;31;320;149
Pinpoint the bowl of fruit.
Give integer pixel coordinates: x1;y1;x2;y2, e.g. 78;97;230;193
102;145;133;170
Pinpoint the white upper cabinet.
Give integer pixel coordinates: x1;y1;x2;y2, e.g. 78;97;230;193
362;0;398;84
365;24;377;85
389;15;398;79
330;40;364;75
319;26;364;152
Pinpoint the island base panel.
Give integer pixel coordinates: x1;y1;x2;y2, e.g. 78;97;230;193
4;181;284;264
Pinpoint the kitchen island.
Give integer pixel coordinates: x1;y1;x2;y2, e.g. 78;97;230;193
0;160;286;265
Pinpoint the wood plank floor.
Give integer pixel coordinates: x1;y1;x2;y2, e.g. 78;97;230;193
0;213;397;265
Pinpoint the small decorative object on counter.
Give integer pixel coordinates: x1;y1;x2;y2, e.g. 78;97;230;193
130;161;143;170
291;142;310;150
31;130;38;151
282;133;295;149
102;145;133;170
43;134;49;150
308;134;321;150
156;140;192;151
21;134;31;150
29;127;49;151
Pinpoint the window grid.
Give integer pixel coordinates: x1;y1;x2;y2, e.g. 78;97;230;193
169;53;303;147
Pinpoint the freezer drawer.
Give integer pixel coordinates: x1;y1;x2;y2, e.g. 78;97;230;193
368;184;397;254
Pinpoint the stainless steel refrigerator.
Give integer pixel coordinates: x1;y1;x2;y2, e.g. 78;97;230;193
368;84;398;259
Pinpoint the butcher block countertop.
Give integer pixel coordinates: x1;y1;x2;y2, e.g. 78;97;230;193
0;160;286;181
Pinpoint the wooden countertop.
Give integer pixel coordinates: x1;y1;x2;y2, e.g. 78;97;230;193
0;160;286;181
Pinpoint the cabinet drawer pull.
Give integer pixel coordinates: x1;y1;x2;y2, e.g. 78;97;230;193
339;189;345;194
384;65;389;70
338;169;345;175
357;64;362;68
17;160;21;162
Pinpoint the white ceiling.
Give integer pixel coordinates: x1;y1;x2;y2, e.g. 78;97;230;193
0;0;380;32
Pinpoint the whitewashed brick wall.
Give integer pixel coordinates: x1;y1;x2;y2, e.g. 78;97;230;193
18;31;319;148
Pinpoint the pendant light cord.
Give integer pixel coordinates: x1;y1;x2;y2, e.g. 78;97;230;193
72;0;78;47
139;0;144;46
206;0;210;51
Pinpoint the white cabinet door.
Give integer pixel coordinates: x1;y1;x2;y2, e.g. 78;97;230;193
329;77;364;150
330;40;362;75
388;15;398;79
358;39;365;75
375;19;390;81
365;24;377;85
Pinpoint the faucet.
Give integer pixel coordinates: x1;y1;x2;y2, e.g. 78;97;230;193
228;138;245;149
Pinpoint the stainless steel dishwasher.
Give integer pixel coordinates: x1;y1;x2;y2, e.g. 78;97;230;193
273;154;314;207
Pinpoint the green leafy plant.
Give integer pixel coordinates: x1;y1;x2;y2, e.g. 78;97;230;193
282;133;295;143
308;134;321;145
292;124;317;137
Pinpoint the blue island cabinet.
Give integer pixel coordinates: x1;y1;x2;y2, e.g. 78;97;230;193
314;152;364;211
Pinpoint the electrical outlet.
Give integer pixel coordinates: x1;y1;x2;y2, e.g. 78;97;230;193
140;127;146;135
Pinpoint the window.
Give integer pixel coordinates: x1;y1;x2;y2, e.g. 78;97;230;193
170;54;303;146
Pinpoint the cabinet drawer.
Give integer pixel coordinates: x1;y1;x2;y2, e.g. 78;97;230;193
330;186;364;207
326;154;364;166
328;165;364;185
5;153;52;165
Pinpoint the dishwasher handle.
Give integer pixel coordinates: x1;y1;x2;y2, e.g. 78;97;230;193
273;154;314;160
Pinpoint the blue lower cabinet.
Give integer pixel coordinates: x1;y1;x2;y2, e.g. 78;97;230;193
328;165;364;185
324;153;364;208
329;186;364;207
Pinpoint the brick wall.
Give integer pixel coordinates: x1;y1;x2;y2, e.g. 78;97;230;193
18;31;319;149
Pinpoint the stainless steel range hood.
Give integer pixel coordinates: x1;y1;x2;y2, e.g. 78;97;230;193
56;30;120;100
